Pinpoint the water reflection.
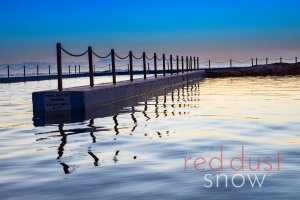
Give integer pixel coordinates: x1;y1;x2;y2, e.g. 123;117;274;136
34;80;204;173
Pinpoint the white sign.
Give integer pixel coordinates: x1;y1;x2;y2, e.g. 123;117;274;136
44;92;71;111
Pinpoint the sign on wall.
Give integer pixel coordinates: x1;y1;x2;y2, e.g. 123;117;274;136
44;92;71;111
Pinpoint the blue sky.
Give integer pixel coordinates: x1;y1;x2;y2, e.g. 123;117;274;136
0;0;300;63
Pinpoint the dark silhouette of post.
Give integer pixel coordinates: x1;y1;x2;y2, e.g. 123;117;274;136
79;65;81;74
251;58;254;66
176;55;179;74
193;57;196;70
266;58;268;65
163;54;166;76
186;56;189;72
23;65;26;77
37;65;39;76
170;55;173;75
7;66;10;77
143;52;147;79
129;51;133;81
154;53;157;78
280;57;282;63
181;56;184;73
68;65;70;74
209;60;211;69
75;65;77;74
296;57;298;63
111;49;116;84
256;58;258;65
88;46;94;87
230;59;232;68
48;65;51;75
56;43;63;91
190;56;193;71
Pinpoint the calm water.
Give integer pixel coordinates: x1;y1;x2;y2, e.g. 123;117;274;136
0;75;300;200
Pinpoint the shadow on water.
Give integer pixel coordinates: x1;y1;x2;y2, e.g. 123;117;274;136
33;80;203;174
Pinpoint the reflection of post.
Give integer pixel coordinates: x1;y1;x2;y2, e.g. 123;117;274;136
155;96;159;118
131;106;137;132
143;102;150;121
112;114;119;135
57;124;67;159
88;119;96;143
88;149;99;166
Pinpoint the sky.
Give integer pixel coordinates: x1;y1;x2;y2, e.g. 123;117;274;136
0;0;300;63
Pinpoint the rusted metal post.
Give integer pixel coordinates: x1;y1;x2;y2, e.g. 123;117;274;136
186;56;189;72
56;43;63;91
143;52;146;79
181;56;184;73
154;53;157;78
88;46;94;87
176;55;179;74
170;55;173;75
163;54;166;76
111;49;116;84
129;51;133;81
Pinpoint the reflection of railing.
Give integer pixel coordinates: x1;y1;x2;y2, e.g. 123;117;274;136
35;80;203;174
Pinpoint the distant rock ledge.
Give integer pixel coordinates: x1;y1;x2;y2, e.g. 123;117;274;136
205;63;300;78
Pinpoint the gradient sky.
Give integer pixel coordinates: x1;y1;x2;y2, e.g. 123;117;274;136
0;0;300;63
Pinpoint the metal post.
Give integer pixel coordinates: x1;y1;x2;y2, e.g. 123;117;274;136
48;65;51;75
129;51;133;81
143;52;146;79
163;54;166;76
75;65;77;74
154;53;157;78
23;65;26;77
78;65;81;74
88;46;94;87
193;57;196;70
68;65;70;74
209;60;211;69
56;43;63;91
190;56;193;71
251;58;254;66
7;66;10;77
186;56;189;72
181;56;184;73
37;65;39;76
170;55;173;75
230;59;232;68
111;49;116;84
176;55;179;74
256;58;258;65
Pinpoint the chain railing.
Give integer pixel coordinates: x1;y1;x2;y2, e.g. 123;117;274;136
1;42;299;89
